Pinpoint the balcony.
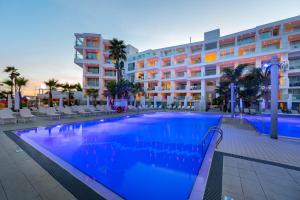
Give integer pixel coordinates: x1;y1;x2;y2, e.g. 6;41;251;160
237;38;255;46
290;41;300;49
190;85;201;90
292;94;300;101
174;96;185;101
162;74;171;80
205;69;217;76
86;42;99;48
175;85;187;90
175;72;187;79
190;72;202;78
219;43;235;49
175;59;186;66
104;72;116;77
162;87;170;91
104;59;113;64
260;32;273;40
190;59;201;65
261;44;280;52
148;74;158;80
290;82;300;87
289;60;300;70
220;53;234;59
147;87;156;91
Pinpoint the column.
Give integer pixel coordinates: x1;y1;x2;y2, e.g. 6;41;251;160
270;56;279;139
201;79;206;111
255;57;262;68
216;64;221;75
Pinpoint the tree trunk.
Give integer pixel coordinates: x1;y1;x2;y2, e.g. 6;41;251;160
19;89;22;109
68;91;71;106
49;90;53;107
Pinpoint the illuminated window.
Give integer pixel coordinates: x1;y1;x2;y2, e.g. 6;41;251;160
205;52;217;62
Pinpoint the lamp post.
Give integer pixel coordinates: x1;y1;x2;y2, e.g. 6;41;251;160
264;56;288;139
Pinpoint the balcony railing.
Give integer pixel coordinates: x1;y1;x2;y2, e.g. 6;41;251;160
86;42;99;48
147;87;156;91
190;72;202;78
104;59;113;64
175;96;185;100
289;60;300;70
220;53;234;59
176;86;186;90
237;38;255;46
261;45;280;52
104;72;116;77
190;85;201;90
175;73;186;78
162;75;171;79
290;81;300;87
292;94;300;101
219;43;235;49
260;32;272;40
205;70;217;76
290;41;300;49
162;87;170;90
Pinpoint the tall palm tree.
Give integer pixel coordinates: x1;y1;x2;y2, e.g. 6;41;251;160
15;77;29;108
215;79;230;111
109;38;127;82
61;83;77;106
86;89;99;106
44;79;59;107
3;66;20;99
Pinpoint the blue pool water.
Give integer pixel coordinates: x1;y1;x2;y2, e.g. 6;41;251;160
245;116;300;138
16;112;221;200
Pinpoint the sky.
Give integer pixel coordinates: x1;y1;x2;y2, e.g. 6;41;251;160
0;0;299;95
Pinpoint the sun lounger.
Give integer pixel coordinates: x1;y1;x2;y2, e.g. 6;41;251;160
0;109;17;124
86;106;102;115
46;107;61;119
19;108;36;122
61;107;77;117
250;108;256;115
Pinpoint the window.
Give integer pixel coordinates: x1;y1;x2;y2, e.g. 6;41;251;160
128;63;135;71
87;78;99;87
205;42;217;50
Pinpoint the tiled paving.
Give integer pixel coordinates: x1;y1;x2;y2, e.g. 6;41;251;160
1;112;300;200
219;117;300;200
0;111;149;200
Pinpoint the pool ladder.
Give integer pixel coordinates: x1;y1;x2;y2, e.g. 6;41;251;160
201;126;223;152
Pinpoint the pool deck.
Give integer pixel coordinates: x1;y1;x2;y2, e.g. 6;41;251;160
0;111;300;200
217;117;300;200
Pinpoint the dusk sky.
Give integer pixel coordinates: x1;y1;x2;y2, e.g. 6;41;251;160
0;0;299;95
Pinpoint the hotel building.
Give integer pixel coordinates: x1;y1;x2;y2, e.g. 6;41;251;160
75;15;300;110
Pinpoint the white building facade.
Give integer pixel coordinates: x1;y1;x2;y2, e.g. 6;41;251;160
75;16;300;110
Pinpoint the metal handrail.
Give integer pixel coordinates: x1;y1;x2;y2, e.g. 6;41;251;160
201;126;223;153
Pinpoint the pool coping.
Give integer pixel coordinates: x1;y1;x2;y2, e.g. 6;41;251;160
4;112;223;200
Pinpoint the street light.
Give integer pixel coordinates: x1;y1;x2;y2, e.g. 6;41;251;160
263;56;288;139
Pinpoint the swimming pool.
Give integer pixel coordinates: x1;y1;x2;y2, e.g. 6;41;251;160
15;112;221;200
244;116;300;138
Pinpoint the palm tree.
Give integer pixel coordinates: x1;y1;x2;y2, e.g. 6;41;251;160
2;79;13;97
215;79;230;112
131;82;144;106
15;77;29;108
109;38;127;82
257;67;271;109
3;66;20;99
86;89;99;106
44;79;59;107
239;68;262;109
104;80;117;100
74;83;82;92
61;83;77;106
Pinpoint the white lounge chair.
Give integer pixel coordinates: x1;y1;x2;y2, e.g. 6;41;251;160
38;107;47;115
250;108;256;115
167;104;172;109
86;106;102;115
291;110;299;114
172;105;177;109
19;108;36;122
75;106;92;116
46;107;61;119
0;109;17;124
61;107;77;117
